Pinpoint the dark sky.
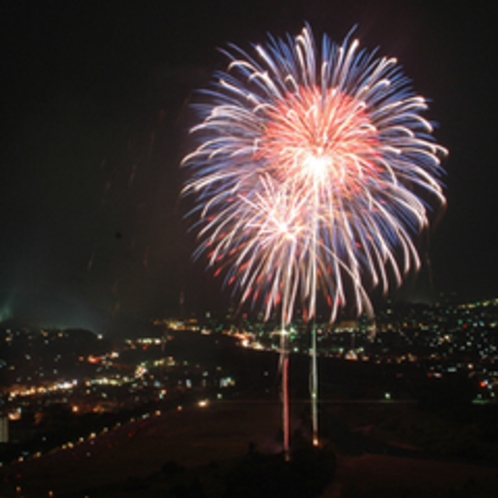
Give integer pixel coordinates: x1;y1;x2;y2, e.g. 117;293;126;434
1;0;496;334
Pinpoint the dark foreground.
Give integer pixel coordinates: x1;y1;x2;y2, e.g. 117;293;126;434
1;401;497;497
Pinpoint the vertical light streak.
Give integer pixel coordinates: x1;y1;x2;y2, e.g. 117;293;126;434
281;330;290;460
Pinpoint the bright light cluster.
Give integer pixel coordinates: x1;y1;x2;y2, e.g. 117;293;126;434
9;379;78;400
182;25;446;324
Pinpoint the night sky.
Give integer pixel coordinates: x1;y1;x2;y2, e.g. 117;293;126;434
1;0;496;334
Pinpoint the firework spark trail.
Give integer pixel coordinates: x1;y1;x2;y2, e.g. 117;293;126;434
182;24;446;452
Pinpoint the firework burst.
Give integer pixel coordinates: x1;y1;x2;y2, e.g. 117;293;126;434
182;24;446;324
182;25;446;453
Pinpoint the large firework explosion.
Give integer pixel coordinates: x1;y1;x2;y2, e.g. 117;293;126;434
181;24;446;453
